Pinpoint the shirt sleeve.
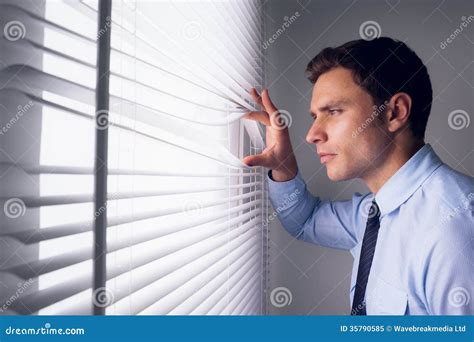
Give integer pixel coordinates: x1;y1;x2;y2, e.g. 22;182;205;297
266;170;368;251
422;214;474;315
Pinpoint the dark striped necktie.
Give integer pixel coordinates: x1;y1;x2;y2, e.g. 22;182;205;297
351;200;381;315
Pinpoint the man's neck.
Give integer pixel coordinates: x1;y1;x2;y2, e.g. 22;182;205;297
363;140;425;194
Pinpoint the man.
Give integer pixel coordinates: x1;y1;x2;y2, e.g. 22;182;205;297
243;37;473;315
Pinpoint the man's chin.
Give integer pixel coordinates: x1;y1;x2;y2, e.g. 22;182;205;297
326;168;351;182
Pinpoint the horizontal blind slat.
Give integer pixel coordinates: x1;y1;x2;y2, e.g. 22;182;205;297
113;221;260;315
0;161;261;177
192;263;261;315
167;247;260;315
135;238;260;315
6;181;261;207
79;1;260;111
3;196;262;243
2;202;262;278
10;214;261;313
214;270;261;315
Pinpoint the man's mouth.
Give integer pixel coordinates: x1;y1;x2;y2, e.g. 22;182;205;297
319;153;337;164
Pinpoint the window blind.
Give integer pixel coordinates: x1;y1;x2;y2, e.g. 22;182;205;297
0;0;269;315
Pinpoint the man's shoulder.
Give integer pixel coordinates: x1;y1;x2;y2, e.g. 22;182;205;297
427;162;473;189
418;162;473;207
413;163;473;249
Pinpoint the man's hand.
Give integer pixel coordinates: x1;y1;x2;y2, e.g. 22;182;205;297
242;88;298;182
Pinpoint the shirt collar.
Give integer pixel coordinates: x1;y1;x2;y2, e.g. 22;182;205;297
375;144;443;217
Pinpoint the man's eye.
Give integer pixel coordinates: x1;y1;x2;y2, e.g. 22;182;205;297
329;109;341;115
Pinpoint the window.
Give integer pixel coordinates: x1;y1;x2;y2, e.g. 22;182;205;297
0;0;268;315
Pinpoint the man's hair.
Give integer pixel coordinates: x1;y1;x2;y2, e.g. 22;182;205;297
305;37;432;139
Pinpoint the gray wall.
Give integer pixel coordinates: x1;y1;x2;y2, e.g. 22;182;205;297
264;0;473;315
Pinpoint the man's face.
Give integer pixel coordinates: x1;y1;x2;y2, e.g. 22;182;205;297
307;67;391;181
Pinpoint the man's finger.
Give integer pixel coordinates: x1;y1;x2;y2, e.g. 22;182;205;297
249;88;263;106
243;111;271;126
261;89;278;114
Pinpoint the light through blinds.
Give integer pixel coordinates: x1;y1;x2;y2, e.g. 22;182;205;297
0;0;268;316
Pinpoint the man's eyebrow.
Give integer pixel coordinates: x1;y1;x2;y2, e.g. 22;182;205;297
310;99;352;114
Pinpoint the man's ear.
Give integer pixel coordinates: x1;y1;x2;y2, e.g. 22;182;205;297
386;92;412;133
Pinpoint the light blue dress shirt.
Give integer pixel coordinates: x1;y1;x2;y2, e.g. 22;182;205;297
267;144;473;315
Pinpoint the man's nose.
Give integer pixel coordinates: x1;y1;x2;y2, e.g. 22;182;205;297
306;120;327;144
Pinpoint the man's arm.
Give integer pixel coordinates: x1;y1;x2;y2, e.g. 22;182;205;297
267;170;369;251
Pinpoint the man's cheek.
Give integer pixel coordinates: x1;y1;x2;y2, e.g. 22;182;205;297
334;117;357;144
335;125;364;155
